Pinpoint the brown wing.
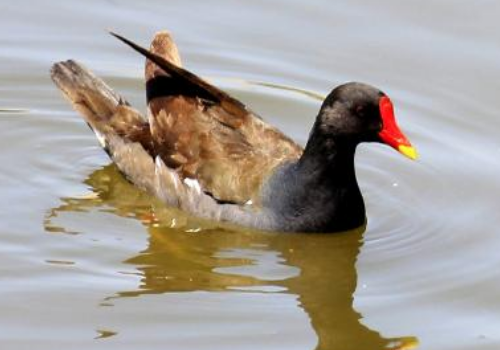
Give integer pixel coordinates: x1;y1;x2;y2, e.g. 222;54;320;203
113;32;303;205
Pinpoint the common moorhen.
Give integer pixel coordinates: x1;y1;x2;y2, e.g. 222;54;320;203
51;32;417;233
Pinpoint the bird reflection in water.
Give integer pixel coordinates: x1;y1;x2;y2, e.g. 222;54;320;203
45;164;418;350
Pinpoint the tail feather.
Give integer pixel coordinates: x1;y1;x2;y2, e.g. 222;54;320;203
51;60;123;127
50;60;150;153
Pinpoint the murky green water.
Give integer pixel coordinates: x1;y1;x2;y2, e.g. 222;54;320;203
2;1;500;349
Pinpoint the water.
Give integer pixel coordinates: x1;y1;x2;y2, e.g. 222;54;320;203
1;1;500;349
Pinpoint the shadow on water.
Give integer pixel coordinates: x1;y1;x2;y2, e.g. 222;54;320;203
46;164;418;350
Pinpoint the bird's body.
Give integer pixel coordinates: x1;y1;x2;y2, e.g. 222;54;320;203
51;31;416;233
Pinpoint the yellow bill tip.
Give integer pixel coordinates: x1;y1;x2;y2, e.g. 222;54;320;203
398;145;418;160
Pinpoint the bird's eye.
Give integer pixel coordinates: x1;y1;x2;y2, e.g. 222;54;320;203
355;105;366;117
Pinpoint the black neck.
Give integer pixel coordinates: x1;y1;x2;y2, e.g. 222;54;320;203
263;127;365;232
298;126;359;188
